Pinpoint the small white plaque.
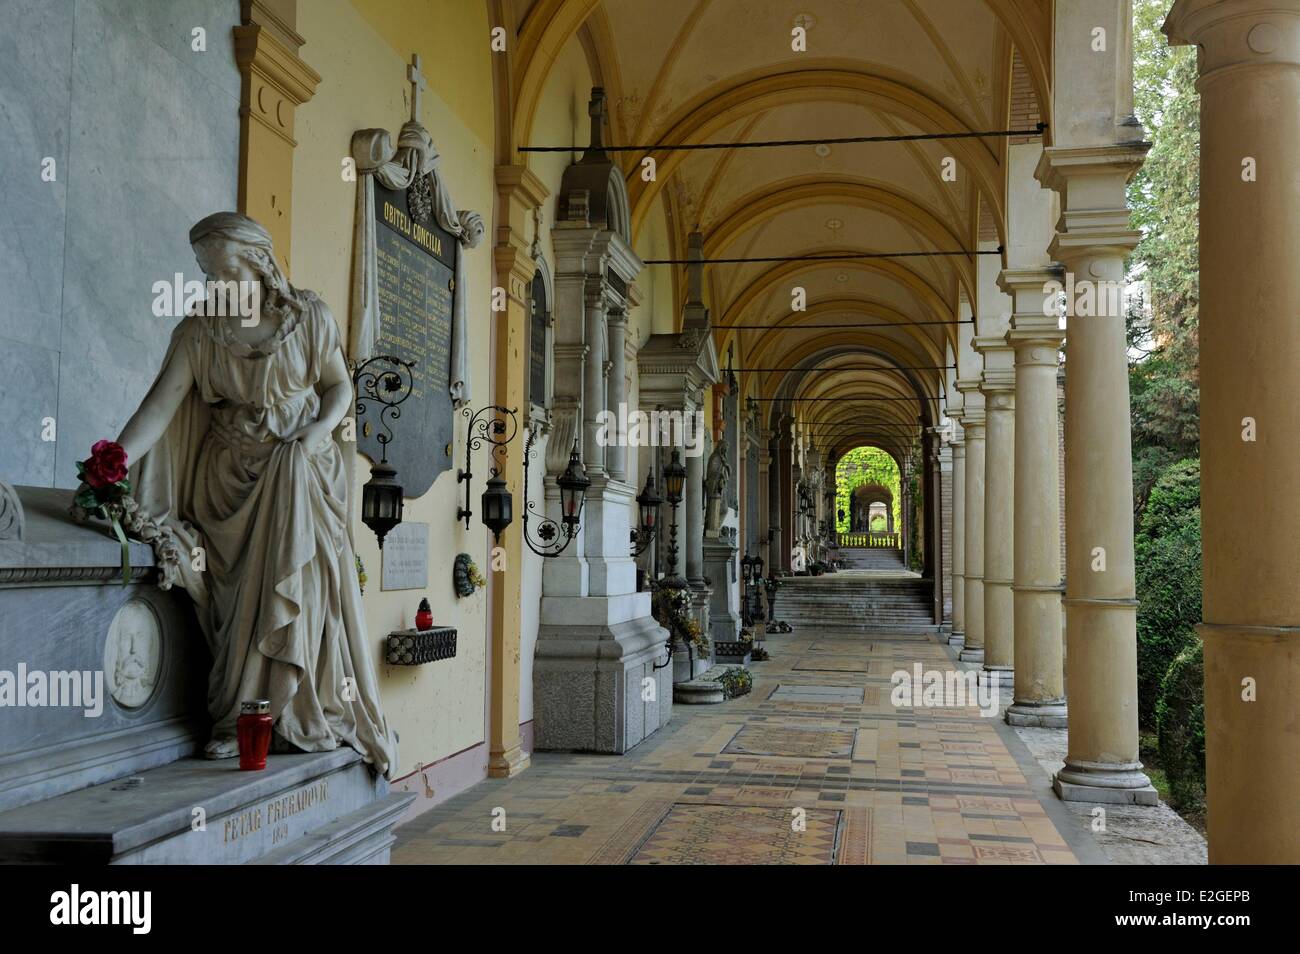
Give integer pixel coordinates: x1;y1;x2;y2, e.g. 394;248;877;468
381;522;429;590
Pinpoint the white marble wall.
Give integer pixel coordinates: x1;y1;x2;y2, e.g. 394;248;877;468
0;0;240;487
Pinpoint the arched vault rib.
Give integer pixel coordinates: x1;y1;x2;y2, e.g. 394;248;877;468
728;299;951;374
509;0;1052;168
715;256;956;347
625;66;1007;241
701;177;979;308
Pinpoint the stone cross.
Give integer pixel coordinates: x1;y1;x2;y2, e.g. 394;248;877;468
407;54;426;123
587;87;607;151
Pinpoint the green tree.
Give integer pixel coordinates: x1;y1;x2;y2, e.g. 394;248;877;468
834;446;901;533
1128;0;1201;497
1134;459;1202;728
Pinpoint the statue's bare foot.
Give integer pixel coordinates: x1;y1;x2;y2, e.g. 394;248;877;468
203;737;239;760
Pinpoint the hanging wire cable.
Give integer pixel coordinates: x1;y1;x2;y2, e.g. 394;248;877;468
520;123;1048;153
723;318;974;330
749;395;932;402
645;248;1000;265
738;364;955;373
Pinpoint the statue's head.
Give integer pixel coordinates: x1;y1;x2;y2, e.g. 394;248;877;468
189;212;297;316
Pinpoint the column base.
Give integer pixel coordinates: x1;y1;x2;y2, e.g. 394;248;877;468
534;594;673;754
947;630;965;649
1053;759;1158;806
1005;700;1068;729
958;646;984;663
487;746;531;779
979;666;1014;701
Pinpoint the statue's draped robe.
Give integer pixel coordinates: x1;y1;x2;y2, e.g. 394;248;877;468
132;296;396;778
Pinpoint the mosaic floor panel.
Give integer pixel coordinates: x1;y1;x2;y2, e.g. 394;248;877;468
722;723;859;758
627;804;843;865
391;615;1094;865
768;683;865;704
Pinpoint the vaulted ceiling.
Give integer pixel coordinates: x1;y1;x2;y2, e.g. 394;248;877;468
505;0;1052;464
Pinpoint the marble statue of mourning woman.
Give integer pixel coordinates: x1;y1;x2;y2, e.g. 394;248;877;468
78;212;397;777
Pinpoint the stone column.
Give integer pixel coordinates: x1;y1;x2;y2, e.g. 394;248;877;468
604;310;628;482
1002;269;1067;728
977;341;1016;692
900;459;912;566
766;434;782;571
582;281;607;476
778;431;794;572
1165;0;1300;859
950;424;967;648
1037;146;1153;804
686;401;706;587
955;387;986;663
926;428;947;626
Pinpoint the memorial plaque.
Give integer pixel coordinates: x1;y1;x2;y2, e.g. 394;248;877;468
381;521;429;591
528;270;547;406
358;179;458;497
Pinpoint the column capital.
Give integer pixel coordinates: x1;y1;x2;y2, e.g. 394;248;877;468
953;377;987;410
1035;142;1149;195
974;338;1016;393
1165;0;1300;79
998;265;1062;302
1036;146;1147;275
1006;327;1065;363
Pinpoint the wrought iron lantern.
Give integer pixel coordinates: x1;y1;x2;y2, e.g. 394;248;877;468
797;483;813;516
352;354;416;549
662;449;687;504
630;471;662;557
457;404;519;543
362;460;404;549
480;475;513;542
522;430;590;557
557;442;590;531
660;449;688;583
741;552;764;585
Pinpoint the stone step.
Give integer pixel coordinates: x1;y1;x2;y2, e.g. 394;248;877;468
0;748;413;864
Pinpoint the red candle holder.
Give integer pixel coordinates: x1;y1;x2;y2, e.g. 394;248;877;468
415;597;433;631
237;699;273;771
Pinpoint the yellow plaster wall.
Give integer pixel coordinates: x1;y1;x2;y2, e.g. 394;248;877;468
290;0;496;781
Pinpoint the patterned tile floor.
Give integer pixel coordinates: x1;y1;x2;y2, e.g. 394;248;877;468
392;626;1102;865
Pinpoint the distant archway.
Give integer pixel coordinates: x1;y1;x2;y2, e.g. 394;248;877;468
835;446;902;534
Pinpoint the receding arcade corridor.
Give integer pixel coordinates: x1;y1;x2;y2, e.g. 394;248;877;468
392;570;1197;865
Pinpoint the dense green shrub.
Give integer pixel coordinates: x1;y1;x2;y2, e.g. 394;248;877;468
1156;636;1205;812
1135;459;1201;727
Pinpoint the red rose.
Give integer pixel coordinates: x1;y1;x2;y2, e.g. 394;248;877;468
83;440;129;489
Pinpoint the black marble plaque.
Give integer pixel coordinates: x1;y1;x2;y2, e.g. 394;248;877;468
528;270;547;406
358;179;458;497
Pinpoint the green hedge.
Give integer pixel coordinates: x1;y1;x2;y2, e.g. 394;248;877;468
1155;636;1205;812
1135;459;1201;728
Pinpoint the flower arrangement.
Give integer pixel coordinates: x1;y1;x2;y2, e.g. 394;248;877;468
651;584;709;656
714;667;752;699
356;554;367;594
739;627;769;661
453;553;487;597
74;440;133;584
